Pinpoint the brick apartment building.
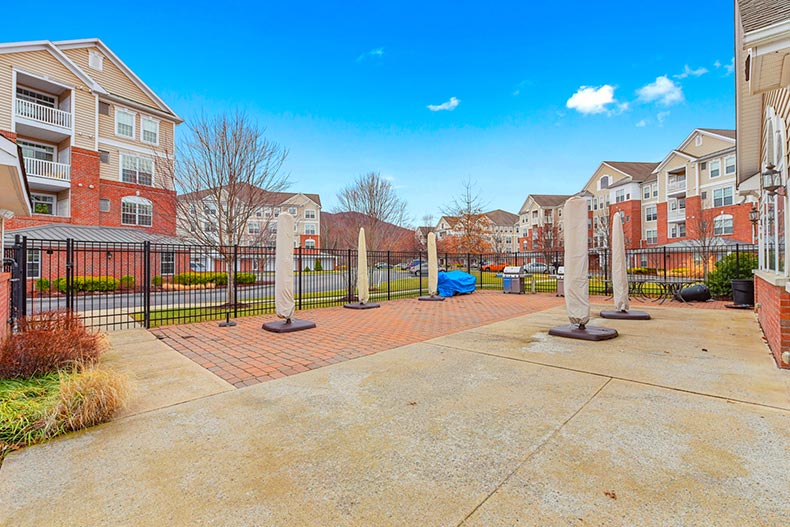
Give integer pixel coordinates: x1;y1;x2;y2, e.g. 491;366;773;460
0;39;182;237
434;209;519;253
517;194;571;252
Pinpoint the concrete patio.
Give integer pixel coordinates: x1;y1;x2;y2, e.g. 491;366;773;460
1;297;788;526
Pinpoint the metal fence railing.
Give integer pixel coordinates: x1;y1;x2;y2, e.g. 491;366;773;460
4;236;757;331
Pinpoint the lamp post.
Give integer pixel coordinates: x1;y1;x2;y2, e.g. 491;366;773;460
748;204;759;244
761;163;782;195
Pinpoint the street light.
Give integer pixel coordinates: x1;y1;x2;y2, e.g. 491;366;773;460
748;205;759;225
761;163;782;194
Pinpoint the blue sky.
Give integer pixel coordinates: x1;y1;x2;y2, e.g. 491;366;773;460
5;1;736;224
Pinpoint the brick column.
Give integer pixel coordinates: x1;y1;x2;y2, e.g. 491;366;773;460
69;147;102;226
755;274;790;369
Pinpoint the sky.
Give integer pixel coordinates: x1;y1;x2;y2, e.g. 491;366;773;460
3;1;736;225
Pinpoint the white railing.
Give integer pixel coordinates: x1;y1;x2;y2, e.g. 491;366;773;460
24;158;71;181
667;207;686;222
15;99;72;129
667;178;686;194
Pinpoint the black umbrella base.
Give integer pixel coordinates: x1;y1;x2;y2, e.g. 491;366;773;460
262;318;316;333
418;295;445;302
599;310;651;320
724;303;754;310
343;302;381;309
549;324;618;341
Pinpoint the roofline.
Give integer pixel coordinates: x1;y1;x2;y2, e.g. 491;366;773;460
743;18;790;46
54;38;182;121
600;161;658;179
652;149;699;174
99;92;183;123
0;40;106;94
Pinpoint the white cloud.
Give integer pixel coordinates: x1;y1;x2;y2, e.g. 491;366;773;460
427;96;460;112
724;57;735;75
356;47;384;62
565;85;617;114
713;60;722;69
674;65;709;79
637;76;684;106
657;111;670;126
636;119;647;127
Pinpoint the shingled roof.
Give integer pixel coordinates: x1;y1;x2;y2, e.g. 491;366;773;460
484;209;519;226
530;195;572;208
738;0;790;33
698;129;736;140
603;162;660;182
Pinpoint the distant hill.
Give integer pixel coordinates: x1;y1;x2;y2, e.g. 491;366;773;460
321;211;418;252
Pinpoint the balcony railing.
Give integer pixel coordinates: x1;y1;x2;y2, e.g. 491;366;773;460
667;178;687;194
15;99;72;129
667;207;686;222
24;158;71;182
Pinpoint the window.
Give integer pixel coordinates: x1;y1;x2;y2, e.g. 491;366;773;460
99;198;111;212
288;207;297;216
645;206;657;222
713;187;733;207
615;189;625;203
99;102;110;115
121;196;152;226
18;140;55;162
646;229;657;244
593;198;598;210
264;207;272;218
652;184;658;197
724;155;736;175
305;239;316;249
714;215;733;235
115;109;135;138
710;159;721;178
120;154;153;186
16;87;56;108
274;207;280;217
700;161;707;170
31;194;55;215
643;185;650;199
141;117;159;145
27;249;41;279
160;252;175;275
255;208;263;217
88;50;104;71
599;175;610;189
248;222;260;234
304;223;317;235
305;209;316;219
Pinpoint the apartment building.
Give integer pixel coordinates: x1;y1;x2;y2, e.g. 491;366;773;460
517;194;571;251
0;39;182;237
434;210;519;253
735;0;790;369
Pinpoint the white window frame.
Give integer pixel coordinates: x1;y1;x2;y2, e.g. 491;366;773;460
288;206;297;216
31;193;56;215
712;186;734;208
16;86;57;108
645;205;657;222
160;252;175;275
304;208;316;219
115;108;136;139
305;239;316;249
304;223;317;235
646;229;657;244
140;116;160;146
248;222;260;234
643;185;650;199
709;159;721;178
724;155;736;175
27;249;41;279
119;153;154;186
652;183;658;197
121;196;153;227
615;189;625;203
17;139;56;162
713;215;734;236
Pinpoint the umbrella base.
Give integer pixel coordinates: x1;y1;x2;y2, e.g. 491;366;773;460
262;318;316;333
343;302;381;309
549;324;618;341
599;310;651;320
418;295;445;302
724;303;753;310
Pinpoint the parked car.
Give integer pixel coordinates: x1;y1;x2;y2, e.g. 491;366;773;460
410;263;447;276
374;262;390;269
524;262;549;274
481;262;509;272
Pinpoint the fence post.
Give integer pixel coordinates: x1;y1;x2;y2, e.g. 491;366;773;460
233;245;239;318
466;253;471;274
65;237;73;313
298;246;303;310
479;254;483;286
663;246;668;281
16;235;27;320
386;251;391;301
143;241;151;329
735;243;740;272
418;251;423;296
347;248;353;302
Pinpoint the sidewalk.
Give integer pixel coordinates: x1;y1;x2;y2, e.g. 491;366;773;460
1;296;787;526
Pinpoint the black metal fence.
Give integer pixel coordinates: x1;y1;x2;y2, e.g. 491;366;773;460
5;236;758;331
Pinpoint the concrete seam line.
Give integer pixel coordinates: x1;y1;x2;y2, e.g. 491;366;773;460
456;377;613;527
111;388;235;423
434;343;790;413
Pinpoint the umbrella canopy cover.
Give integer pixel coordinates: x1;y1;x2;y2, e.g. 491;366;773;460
563;196;590;326
275;212;296;320
427;232;439;295
611;212;630;312
357;227;370;303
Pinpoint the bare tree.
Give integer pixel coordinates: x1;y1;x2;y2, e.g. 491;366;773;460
534;223;563;269
334;171;409;250
688;210;716;279
167;112;290;306
440;179;492;254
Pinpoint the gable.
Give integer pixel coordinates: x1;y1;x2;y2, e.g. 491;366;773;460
681;130;736;158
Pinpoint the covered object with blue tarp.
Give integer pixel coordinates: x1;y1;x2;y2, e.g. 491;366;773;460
437;270;476;297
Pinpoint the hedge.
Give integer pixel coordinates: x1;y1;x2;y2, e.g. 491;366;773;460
54;276;119;293
173;272;256;286
705;253;758;298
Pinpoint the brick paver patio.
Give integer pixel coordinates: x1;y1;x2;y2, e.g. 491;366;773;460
150;291;733;388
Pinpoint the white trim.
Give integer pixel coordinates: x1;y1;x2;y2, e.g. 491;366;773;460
709;158;721;178
13;67;75;90
700;177;737;190
743;19;790;47
114;107;136;139
0;41;106;94
94;93;99;151
121;196;153;227
98;137;172;159
119;152;154;187
140;116;160;146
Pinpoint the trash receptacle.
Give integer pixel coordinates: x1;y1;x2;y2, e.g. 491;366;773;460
731;279;755;306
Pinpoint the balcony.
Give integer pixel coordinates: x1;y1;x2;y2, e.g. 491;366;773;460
15;99;72;143
667;177;687;195
24;158;71;191
667;207;686;222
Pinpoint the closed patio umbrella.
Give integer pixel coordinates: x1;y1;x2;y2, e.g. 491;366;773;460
419;232;444;301
344;227;380;309
600;212;650;320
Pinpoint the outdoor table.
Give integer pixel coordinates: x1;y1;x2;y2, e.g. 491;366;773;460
629;276;700;304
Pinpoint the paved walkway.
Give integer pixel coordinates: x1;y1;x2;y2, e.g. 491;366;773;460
2;296;787;526
151;291;731;387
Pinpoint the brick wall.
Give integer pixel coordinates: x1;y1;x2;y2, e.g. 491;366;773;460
609;199;642;249
98;180;177;236
755;275;790;369
0;272;9;340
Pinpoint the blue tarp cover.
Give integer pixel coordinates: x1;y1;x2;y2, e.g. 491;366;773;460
437;270;477;297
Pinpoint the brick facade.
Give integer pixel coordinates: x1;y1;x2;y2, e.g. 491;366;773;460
0;272;9;339
609;199;642;249
754;275;790;369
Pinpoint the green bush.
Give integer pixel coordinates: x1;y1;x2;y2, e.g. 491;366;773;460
54;276;119;294
120;275;135;289
627;267;657;275
705;253;758;298
35;278;50;292
152;275;163;287
236;272;256;284
303;266;311;272
314;260;323;272
173;272;228;286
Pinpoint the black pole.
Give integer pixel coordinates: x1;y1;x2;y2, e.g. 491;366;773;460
233;244;239;318
143;241;151;329
386;251;391;301
663;246;667;281
347;248;353;302
298;246;303;310
736;243;740;275
65;237;73;313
